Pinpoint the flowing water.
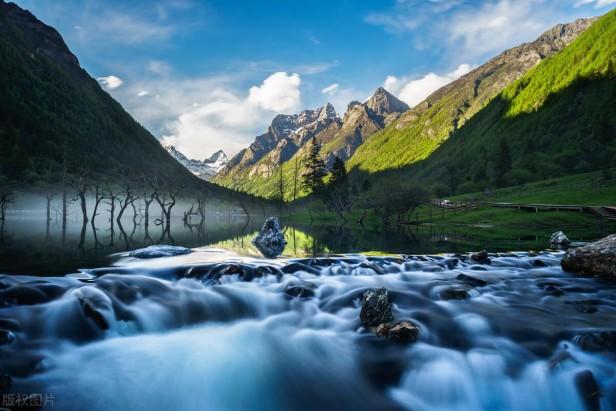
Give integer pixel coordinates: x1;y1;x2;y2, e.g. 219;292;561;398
0;216;615;410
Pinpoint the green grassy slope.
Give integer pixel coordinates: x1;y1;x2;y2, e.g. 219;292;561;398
346;15;600;175
352;9;616;196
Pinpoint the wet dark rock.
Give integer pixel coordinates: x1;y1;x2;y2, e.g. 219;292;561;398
375;320;419;343
252;217;287;258
561;234;616;279
0;373;11;393
544;285;565;297
532;259;548;267
281;263;321;275
284;283;316;299
456;273;487;287
574;370;601;411
573;331;616;352
444;258;459;269
550;231;571;248
470;250;490;264
358;262;385;275
360;288;393;327
566;300;600;314
439;287;470;300
1;285;52;306
0;330;14;345
78;297;109;330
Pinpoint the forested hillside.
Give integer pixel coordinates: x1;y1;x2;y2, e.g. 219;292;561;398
0;2;200;188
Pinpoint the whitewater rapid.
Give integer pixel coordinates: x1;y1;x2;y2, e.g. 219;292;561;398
0;247;615;410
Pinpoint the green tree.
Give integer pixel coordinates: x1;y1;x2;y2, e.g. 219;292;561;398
329;156;348;186
301;138;326;195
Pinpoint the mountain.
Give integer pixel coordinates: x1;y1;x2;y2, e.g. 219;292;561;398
383;8;616;195
346;16;598;174
214;87;409;198
216;103;339;181
164;145;228;180
0;1;208;189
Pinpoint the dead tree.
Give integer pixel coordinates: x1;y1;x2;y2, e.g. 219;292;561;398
71;171;90;224
90;181;106;227
104;183;120;230
116;184;138;224
0;191;14;221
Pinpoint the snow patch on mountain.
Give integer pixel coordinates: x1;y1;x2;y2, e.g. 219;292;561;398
164;145;228;180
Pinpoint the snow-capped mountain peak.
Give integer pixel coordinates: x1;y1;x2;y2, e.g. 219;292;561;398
163;145;228;180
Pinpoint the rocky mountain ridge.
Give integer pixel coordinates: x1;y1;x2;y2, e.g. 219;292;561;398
164;145;228;180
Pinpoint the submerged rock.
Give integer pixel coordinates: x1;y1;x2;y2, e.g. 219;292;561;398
252;217;287;258
561;234;616;279
284;282;316;299
550;231;571;248
0;330;14;345
360;288;393;327
129;245;192;259
456;273;487;287
574;370;601;411
470;250;490;264
573;331;616;352
375;320;419;343
439;287;470;300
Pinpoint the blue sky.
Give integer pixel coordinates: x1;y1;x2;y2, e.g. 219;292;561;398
13;0;616;159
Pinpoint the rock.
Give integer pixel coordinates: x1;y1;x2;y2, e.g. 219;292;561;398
360;288;393;327
573;331;616;352
543;285;564;297
470;250;490;264
78;297;109;330
284;283;316;299
550;231;571;248
439;287;470;300
375;320;419;343
252;217;287;258
574;370;601;411
0;329;14;345
561;234;616;279
129;245;192;259
456;273;487;287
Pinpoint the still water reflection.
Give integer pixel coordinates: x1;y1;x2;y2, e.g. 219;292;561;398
0;213;613;275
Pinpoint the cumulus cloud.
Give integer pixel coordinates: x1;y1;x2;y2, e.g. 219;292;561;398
321;83;340;94
112;72;302;159
384;64;472;107
247;72;301;112
97;75;124;90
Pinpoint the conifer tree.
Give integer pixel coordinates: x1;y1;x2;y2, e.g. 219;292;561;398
301;138;326;195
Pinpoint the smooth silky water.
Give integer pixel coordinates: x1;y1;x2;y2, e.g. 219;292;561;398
0;216;615;410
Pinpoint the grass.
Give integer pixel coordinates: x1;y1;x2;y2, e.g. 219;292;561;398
450;169;616;205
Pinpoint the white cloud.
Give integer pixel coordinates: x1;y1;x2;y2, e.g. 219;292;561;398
575;0;616;7
111;72;303;159
97;75;124;90
384;63;472;107
247;72;301;112
321;83;340;94
137;90;149;97
366;0;597;62
448;0;548;60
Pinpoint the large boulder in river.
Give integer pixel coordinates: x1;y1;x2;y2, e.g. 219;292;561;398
376;320;419;343
360;288;393;327
561;234;616;279
252;217;287;258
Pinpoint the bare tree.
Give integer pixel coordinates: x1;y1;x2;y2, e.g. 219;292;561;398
89;180;105;227
0;190;14;221
104;183;120;230
71;170;90;224
116;183;138;224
